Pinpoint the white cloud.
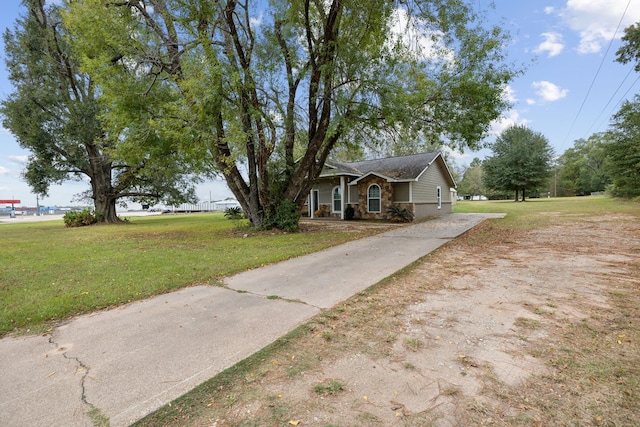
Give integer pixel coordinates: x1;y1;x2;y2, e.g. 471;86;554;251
0;166;10;176
249;13;263;28
8;155;28;164
441;145;470;162
544;6;556;15
559;0;640;54
526;98;536;105
535;32;565;57
532;80;568;102
502;85;518;103
489;109;530;137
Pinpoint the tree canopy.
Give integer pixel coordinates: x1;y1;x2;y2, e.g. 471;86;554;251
1;0;197;222
483;125;554;201
606;22;640;198
61;0;519;228
557;133;611;196
457;157;485;198
606;95;640;198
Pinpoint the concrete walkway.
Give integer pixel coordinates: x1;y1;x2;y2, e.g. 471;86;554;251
0;213;503;427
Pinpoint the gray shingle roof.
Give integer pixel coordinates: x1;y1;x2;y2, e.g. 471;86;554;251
324;152;440;181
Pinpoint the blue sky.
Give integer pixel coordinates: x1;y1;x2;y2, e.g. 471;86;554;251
1;0;639;206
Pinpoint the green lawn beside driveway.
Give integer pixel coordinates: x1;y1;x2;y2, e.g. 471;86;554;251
0;213;357;336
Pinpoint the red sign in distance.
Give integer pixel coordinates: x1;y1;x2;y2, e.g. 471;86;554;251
0;200;21;204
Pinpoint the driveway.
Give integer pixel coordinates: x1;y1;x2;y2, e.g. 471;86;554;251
0;213;502;426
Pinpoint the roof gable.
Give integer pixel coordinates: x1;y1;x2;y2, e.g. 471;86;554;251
323;152;441;181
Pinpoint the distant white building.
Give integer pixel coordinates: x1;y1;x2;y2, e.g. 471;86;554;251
213;199;241;211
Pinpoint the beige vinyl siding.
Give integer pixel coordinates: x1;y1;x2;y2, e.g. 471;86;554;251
412;163;452;203
345;177;358;205
317;178;338;204
392;182;410;202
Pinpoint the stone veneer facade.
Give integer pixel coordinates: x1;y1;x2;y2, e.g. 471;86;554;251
356;175;393;220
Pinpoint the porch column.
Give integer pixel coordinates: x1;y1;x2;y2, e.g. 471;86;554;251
340;176;345;220
309;191;314;218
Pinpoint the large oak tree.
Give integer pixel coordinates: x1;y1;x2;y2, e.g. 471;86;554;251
65;0;519;228
483;125;554;201
1;0;198;222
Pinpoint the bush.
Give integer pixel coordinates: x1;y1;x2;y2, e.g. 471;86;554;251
344;205;355;220
224;206;244;220
314;209;323;218
265;200;299;232
386;205;414;223
63;209;97;227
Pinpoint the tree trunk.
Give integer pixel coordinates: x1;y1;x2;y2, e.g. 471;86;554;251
521;187;526;202
87;144;121;223
514;188;519;202
94;193;119;223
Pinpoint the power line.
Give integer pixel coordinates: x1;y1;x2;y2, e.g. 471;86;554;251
562;0;632;145
592;74;640;134
583;67;634;136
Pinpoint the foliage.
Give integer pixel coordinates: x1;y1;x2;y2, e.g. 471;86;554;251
606;96;640;198
0;0;196;223
609;29;640;198
224;207;244;220
557;134;611;196
616;22;640;72
457;157;485;197
64;0;519;228
386;205;415;223
263;200;299;232
63;209;97;227
483;125;554;201
344;205;355;221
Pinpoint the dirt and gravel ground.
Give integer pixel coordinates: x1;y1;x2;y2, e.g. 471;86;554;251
141;212;640;427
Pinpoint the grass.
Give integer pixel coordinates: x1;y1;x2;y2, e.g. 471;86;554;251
0;213;369;336
453;195;639;230
312;380;345;396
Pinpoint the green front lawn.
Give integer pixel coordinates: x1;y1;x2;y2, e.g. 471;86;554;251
0;213;358;336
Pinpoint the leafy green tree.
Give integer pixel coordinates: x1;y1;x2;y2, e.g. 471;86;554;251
483;125;554;201
64;0;519;228
617;22;640;71
608;23;640;198
557;134;611;196
457;157;485;198
606;96;640;198
1;0;196;223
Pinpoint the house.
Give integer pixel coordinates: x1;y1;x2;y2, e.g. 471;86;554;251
305;152;456;221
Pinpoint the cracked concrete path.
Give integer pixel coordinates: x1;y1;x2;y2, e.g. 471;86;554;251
0;213;503;427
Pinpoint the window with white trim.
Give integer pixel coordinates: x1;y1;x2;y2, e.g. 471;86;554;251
332;186;342;213
368;184;381;212
436;186;442;209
